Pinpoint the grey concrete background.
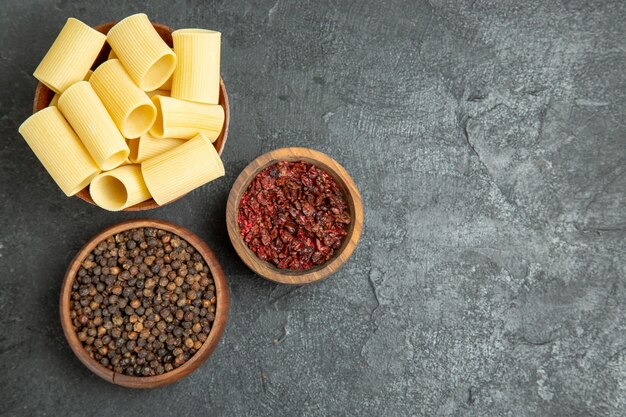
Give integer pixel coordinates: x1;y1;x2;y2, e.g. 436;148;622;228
1;0;625;415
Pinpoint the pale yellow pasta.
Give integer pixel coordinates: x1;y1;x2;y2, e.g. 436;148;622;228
58;81;130;170
153;49;173;90
118;146;133;165
90;165;151;211
18;107;100;196
141;133;224;205
158;47;174;90
171;29;221;104
146;89;170;98
150;95;224;141
90;59;156;138
34;18;106;94
107;13;177;91
49;70;92;107
159;74;172;90
128;134;185;163
108;49;116;59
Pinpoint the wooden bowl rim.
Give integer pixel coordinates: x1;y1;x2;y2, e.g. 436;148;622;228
32;21;230;212
59;218;229;388
226;147;364;285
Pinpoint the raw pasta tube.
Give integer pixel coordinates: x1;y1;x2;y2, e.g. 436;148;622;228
33;18;106;94
150;95;224;141
89;165;151;211
107;13;177;91
108;49;116;59
154;48;173;90
141;133;224;205
159;74;172;90
90;59;156;138
128;134;185;163
171;29;221;104
18;107;100;196
49;70;93;107
58;81;130;170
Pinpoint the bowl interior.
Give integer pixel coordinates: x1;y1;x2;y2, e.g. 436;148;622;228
33;21;230;211
240;157;355;275
60;219;229;388
227;148;363;285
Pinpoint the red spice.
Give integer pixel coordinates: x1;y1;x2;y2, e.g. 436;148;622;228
237;160;350;270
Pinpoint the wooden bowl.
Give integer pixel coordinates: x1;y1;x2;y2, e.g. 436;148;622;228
59;219;229;388
226;147;363;285
33;21;230;211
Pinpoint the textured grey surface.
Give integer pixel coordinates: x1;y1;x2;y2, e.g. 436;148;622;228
1;0;625;415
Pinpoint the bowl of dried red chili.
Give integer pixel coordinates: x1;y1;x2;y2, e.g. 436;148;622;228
226;147;363;285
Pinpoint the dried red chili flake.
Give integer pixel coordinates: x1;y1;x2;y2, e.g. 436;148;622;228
237;160;351;270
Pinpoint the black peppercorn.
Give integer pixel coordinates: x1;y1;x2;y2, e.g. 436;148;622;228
70;227;217;376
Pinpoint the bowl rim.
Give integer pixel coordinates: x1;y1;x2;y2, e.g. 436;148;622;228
32;21;230;212
59;218;229;388
226;147;364;285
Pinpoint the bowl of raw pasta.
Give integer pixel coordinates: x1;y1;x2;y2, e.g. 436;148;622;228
24;15;229;211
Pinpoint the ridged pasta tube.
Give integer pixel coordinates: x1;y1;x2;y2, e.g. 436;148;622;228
34;18;106;94
107;13;177;91
171;29;221;104
141;133;224;205
159;74;173;91
150;95;224;141
90;59;156;139
90;165;151;211
58;81;130;170
18;107;100;196
49;70;92;107
128;134;185;163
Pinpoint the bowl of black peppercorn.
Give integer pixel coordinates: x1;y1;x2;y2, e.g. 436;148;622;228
60;219;229;388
